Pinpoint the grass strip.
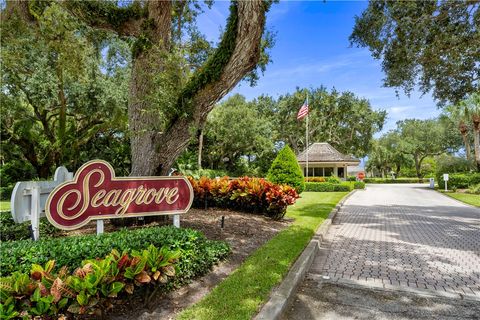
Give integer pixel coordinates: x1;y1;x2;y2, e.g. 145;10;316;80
0;201;11;212
177;191;348;320
443;192;480;207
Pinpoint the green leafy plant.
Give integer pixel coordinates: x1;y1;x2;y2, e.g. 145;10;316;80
0;212;61;241
0;244;183;317
1;226;229;281
353;181;366;189
467;183;480;194
267;145;305;193
326;176;341;184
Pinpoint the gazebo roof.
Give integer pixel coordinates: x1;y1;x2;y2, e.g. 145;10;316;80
297;143;360;164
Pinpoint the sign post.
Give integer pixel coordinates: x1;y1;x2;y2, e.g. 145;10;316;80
443;173;449;192
45;160;193;230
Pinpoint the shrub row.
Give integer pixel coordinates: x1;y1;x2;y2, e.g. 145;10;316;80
0;244;180;317
304;176;342;184
188;176;299;220
436;172;480;189
305;177;326;183
304;182;351;192
0;226;230;281
353;181;366;189
0;212;61;241
363;178;424;183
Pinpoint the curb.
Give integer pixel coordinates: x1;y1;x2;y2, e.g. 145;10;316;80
254;190;357;320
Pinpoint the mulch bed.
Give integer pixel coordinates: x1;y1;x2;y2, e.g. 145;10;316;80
69;208;291;319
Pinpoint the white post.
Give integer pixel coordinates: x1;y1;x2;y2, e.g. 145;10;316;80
31;186;40;241
96;220;104;235
173;214;180;228
306;94;309;179
445;180;448;192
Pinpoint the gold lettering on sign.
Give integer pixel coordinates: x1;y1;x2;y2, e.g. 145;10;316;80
55;167;181;219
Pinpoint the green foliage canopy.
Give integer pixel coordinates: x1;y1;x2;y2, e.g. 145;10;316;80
255;87;386;158
1;3;129;178
351;1;480;105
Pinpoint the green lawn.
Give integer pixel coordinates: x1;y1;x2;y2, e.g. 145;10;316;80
0;201;10;212
444;193;480;207
177;191;348;320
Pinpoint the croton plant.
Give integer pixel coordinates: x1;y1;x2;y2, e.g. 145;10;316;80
188;176;299;219
0;245;180;318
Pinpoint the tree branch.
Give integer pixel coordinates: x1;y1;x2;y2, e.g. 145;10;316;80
154;0;268;174
64;0;145;37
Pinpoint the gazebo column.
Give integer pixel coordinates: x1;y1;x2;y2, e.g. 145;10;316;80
334;165;338;177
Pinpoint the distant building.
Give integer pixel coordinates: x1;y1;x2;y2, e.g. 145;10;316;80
296;143;360;179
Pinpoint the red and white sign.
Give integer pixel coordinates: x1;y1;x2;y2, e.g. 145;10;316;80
357;171;365;180
45;160;193;230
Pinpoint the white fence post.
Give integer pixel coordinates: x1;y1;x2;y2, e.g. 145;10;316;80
31;186;41;241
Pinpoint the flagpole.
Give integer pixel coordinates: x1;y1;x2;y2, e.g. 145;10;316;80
306;93;309;179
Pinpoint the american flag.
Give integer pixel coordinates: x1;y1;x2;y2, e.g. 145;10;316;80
297;101;309;120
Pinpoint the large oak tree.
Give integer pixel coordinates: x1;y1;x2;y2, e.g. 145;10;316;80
4;0;272;176
350;0;479;106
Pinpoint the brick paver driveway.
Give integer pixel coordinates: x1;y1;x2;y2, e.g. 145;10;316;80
311;184;480;298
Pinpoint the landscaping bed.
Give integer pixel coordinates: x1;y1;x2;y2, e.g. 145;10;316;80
109;208;290;319
0;208;290;319
178;192;348;320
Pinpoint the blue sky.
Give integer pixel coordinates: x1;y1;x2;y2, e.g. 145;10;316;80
196;1;441;133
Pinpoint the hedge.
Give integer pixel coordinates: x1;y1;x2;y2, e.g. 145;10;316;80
436;172;480;189
353;181;366;189
0;212;61;241
0;226;230;280
363;178;424;183
0;185;13;201
304;182;351;192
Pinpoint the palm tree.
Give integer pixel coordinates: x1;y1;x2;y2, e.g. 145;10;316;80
446;104;472;162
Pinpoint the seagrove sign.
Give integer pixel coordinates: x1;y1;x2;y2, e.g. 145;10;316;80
45;160;193;230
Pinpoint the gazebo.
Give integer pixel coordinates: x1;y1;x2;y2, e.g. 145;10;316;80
296;143;360;179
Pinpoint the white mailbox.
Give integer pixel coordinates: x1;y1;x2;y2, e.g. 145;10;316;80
10;166;74;240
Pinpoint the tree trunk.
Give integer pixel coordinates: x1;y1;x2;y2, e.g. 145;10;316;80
414;154;422;179
197;127;204;170
130;1;267;176
129;1;172;176
462;132;472;162
459;122;471;162
470;112;480;170
473;125;480;170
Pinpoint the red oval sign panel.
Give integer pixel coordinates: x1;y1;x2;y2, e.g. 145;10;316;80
45;160;193;230
357;172;365;180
